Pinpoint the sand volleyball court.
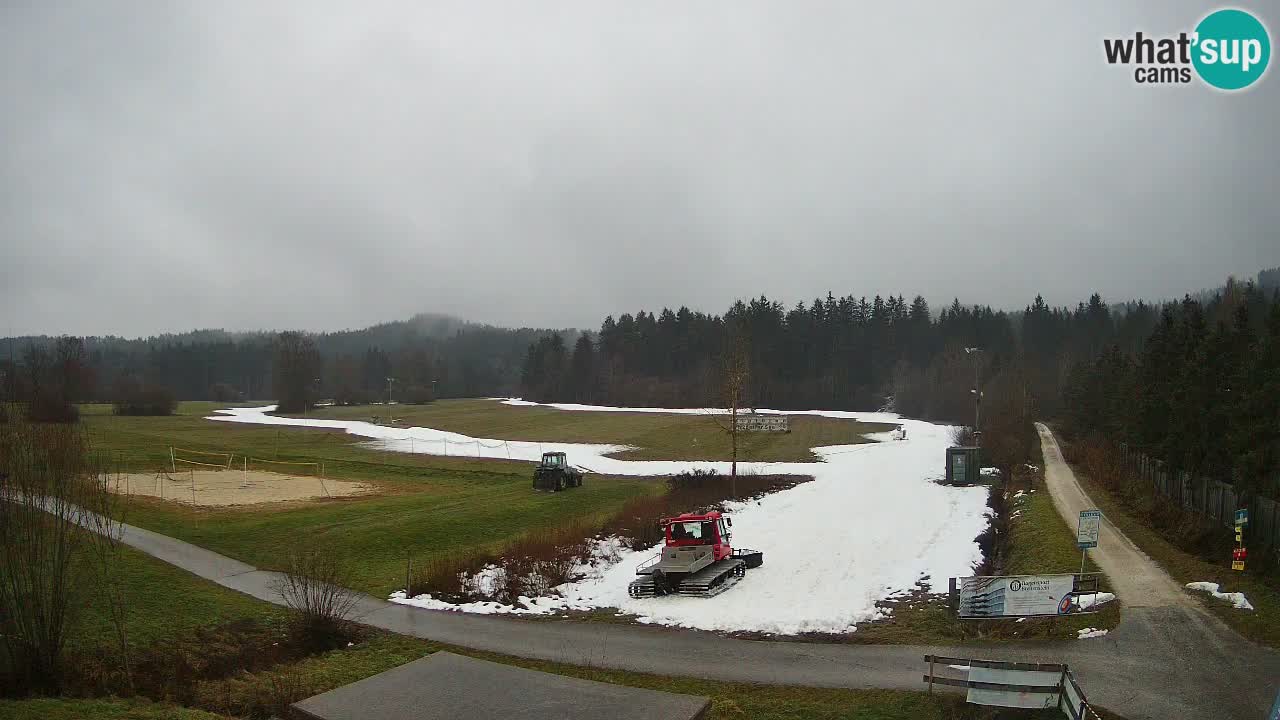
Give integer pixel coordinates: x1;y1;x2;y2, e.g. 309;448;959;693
110;469;372;507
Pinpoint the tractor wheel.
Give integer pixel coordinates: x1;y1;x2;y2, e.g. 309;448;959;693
557;476;566;491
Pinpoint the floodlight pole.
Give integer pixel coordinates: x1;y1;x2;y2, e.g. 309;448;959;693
964;347;983;446
304;377;320;418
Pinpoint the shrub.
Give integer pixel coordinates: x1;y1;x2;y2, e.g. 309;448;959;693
398;384;434;405
408;522;592;603
666;467;722;493
0;418;101;692
949;425;976;447
209;383;245;403
601;493;672;550
228;670;315;720
273;545;360;651
334;387;371;406
25;394;78;423
409;552;488;600
113;380;176;416
973;486;1009;575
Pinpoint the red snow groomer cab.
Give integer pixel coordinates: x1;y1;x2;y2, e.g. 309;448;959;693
627;511;763;598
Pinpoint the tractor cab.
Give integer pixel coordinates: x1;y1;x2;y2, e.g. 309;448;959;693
539;451;567;468
663;511;733;562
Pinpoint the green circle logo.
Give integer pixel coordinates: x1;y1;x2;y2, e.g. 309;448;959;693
1192;8;1271;90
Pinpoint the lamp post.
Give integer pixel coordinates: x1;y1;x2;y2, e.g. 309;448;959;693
964;347;983;446
304;377;321;418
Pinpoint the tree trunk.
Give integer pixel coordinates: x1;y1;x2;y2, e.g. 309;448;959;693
730;399;738;500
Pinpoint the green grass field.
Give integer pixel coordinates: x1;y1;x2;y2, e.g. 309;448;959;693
79;399;888;595
66;544;285;654
82;402;660;595
290;398;896;462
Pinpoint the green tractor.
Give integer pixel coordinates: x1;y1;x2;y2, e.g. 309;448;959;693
533;451;584;491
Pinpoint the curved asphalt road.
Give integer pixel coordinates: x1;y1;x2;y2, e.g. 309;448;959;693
104;426;1280;719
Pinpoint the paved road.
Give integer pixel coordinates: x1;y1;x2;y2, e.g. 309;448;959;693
100;426;1280;719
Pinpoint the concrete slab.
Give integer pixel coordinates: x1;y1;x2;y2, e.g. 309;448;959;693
290;652;710;720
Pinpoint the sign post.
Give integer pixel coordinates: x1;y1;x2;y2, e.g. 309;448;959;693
1233;509;1248;572
1075;510;1102;609
1076;509;1101;572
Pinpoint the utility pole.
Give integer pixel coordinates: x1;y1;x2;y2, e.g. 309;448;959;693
964;347;983;446
304;377;320;418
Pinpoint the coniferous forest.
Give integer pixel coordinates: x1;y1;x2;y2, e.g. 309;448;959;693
519;273;1280;496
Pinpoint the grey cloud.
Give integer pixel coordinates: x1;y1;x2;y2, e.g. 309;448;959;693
2;1;1277;337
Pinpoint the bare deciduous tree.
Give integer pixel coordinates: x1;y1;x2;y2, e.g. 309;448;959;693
709;335;750;500
82;463;133;693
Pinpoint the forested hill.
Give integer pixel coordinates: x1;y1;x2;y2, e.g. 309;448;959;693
0;313;579;403
3;269;1276;429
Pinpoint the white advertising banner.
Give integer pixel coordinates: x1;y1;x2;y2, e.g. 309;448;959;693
958;575;1076;618
966;666;1061;709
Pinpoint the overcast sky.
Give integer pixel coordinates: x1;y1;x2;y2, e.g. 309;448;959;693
2;1;1277;337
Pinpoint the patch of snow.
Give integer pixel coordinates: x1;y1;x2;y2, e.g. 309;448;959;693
1186;582;1254;610
1073;592;1115;611
980;467;1000;477
210;401;989;635
1077;627;1109;639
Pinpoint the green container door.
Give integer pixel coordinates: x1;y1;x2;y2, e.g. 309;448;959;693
946;446;982;485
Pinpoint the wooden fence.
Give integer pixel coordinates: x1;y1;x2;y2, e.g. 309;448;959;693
923;655;1098;719
1118;443;1280;558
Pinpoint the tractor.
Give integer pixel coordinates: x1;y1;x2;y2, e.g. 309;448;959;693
532;451;583;491
627;511;763;598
